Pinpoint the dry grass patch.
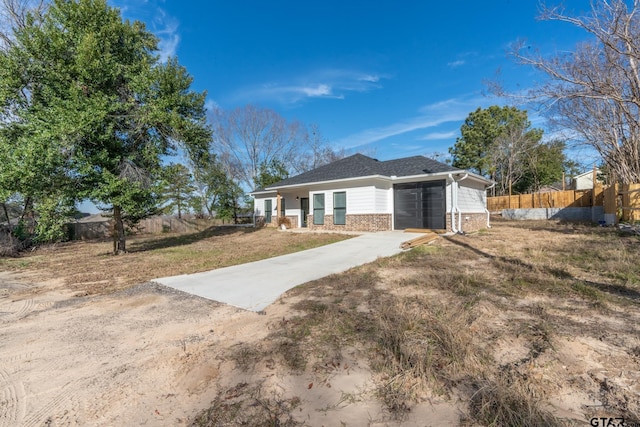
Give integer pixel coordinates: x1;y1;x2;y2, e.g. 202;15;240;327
191;382;304;427
193;220;640;425
0;227;351;294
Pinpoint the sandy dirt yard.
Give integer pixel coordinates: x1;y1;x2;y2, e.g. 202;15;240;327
1;221;640;426
0;273;265;426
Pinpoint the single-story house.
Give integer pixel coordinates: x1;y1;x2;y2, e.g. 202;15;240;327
571;169;602;190
250;153;493;233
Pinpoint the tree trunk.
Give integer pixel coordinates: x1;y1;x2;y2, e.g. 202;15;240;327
204;196;213;217
1;202;11;227
177;201;182;219
112;205;126;254
19;196;31;221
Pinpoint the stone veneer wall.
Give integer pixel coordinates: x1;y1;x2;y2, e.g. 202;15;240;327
256;215;278;227
256;215;299;228
308;214;392;232
446;212;487;233
258;212;487;232
285;215;298;229
460;212;488;232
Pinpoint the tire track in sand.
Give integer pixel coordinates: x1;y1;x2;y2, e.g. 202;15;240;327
0;298;36;323
20;380;83;427
0;368;26;427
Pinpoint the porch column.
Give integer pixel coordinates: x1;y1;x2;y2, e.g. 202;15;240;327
276;192;282;219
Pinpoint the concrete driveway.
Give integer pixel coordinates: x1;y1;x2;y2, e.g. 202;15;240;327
153;231;424;312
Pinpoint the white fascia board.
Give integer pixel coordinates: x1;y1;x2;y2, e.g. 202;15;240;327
390;171;490;185
257;171;492;193
465;172;493;185
390;172;452;184
263;174;390;191
249;190;278;197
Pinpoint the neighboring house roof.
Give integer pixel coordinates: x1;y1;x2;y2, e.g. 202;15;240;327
74;213;112;223
254;154;467;192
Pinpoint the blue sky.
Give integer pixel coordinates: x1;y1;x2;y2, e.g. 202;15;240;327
109;0;598;164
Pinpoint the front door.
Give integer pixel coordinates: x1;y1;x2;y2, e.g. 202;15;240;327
300;197;309;227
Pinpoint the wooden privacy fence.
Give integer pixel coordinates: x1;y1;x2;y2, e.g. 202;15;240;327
487;188;601;210
607;183;640;222
69;215;251;240
487;183;640;222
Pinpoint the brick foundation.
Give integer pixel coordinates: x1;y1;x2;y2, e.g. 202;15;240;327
308;214;392;232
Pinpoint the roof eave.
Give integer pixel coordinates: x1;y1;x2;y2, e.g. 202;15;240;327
249;171;492;196
259;174;390;192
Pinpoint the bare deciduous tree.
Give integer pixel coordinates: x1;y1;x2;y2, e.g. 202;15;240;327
211;105;303;190
490;120;543;195
511;0;640;183
0;0;46;50
293;123;347;174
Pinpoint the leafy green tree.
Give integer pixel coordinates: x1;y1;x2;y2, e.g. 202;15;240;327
449;106;564;195
189;150;244;223
489;115;544;195
449;106;532;177
189;151;232;217
0;0;211;253
161;163;196;219
215;177;244;224
514;140;574;193
253;159;289;190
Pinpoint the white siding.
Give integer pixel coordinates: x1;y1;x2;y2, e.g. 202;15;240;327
375;187;392;213
254;198;264;216
310;186;379;215
253;196;278;216
574;175;593;190
457;181;486;212
345;186;375;214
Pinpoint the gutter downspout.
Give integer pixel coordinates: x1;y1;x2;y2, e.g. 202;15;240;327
448;174;457;233
455;174;468;233
484;182;496;228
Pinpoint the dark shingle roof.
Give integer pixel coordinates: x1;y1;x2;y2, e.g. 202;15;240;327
261;154;461;190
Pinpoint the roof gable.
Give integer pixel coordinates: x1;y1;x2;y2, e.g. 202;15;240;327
260;153;461;190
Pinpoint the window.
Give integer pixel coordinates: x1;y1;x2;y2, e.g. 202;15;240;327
333;192;346;225
280;197;285;217
264;199;272;224
313;193;324;225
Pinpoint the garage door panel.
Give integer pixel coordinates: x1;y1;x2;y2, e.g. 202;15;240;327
394;181;445;230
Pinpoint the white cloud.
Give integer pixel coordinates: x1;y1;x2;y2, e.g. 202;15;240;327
335;94;502;149
419;131;458;141
302;84;332;97
238;83;345;104
111;2;180;62
154;9;180;61
447;60;465;68
232;68;385;105
205;99;220;112
358;74;380;82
